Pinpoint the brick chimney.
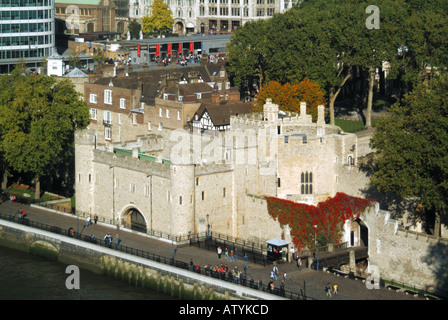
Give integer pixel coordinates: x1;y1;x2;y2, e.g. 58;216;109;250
211;89;220;104
227;88;240;102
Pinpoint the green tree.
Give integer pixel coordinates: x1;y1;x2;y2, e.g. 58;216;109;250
68;49;81;69
93;48;106;75
0;72;90;199
141;0;174;36
369;74;448;237
262;0;358;125
393;0;448;93
348;0;407;128
128;19;142;39
226;19;269;94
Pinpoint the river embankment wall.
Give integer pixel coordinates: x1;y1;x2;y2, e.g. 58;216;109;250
0;219;285;300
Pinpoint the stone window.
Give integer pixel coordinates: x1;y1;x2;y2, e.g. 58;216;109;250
301;171;313;195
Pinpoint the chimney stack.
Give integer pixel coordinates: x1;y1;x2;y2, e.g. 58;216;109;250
317;105;325;125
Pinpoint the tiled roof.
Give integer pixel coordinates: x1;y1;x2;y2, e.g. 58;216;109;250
196;102;253;126
163;82;213;96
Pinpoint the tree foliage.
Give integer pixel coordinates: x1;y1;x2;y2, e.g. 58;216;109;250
369;73;448;235
0;71;90;198
253;79;327;121
141;0;174;35
226;0;448;127
226;19;268;91
127;19;141;39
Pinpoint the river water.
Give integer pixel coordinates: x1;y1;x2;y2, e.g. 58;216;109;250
0;245;174;300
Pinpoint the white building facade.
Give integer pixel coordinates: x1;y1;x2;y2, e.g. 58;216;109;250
129;0;301;34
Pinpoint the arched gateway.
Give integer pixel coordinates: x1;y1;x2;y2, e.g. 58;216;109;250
122;208;147;233
348;218;369;248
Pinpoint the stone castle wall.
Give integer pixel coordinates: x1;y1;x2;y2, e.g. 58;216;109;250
361;205;448;296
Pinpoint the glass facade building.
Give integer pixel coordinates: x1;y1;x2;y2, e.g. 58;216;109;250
0;0;55;73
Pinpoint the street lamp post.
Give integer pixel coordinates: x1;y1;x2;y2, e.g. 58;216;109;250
314;224;319;271
244;253;248;286
9;195;14;219
171;239;177;265
206;214;210;241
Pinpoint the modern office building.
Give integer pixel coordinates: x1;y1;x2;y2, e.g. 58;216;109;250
0;0;56;73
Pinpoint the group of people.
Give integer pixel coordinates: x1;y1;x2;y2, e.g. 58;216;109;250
102;231;121;248
17;208;26;219
268;263;287;296
325;282;339;297
216;246;239;261
189;259;264;290
85;215;98;228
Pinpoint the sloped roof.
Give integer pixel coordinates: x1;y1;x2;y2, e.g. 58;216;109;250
65;67;88;78
196;102;253;126
91;64;221;104
163;82;214;96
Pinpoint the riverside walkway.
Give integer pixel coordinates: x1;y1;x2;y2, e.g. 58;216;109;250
0;201;420;300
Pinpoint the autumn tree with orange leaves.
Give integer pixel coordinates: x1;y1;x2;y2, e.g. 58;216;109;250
253;79;327;122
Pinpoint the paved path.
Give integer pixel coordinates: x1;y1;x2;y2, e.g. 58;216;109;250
0;201;420;300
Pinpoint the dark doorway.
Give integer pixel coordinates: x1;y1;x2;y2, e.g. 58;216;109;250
354;218;369;247
124;208;147;233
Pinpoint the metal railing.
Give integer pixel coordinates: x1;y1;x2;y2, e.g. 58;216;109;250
188;232;270;266
0;211;315;300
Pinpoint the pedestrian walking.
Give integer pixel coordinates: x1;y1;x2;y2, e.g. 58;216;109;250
86;216;91;227
94;214;98;224
326;283;332;297
115;234;121;246
273;264;279;281
280;280;285;296
224;248;229;259
257;278;263;290
230;249;234;261
234;248;238;261
333;284;338;295
104;232;112;247
283;272;287;281
217;246;222;259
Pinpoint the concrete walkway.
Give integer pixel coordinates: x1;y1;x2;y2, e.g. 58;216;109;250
0;200;420;300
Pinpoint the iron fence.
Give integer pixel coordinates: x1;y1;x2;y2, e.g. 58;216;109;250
0;211;315;300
